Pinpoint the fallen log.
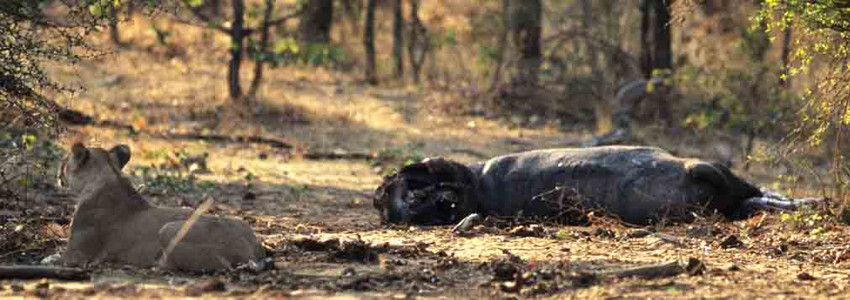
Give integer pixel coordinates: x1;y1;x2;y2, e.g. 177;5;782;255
58;108;293;149
157;133;292;149
0;265;90;281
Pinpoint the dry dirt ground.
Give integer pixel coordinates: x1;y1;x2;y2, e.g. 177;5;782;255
3;19;850;299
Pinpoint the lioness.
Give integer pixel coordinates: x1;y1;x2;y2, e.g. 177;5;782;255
57;143;264;271
375;146;825;225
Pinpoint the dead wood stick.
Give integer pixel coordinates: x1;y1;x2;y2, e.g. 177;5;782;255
158;133;293;149
302;151;376;160
596;261;683;279
58;108;293;149
0;265;90;281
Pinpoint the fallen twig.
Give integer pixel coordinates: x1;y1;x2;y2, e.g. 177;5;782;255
0;265;90;281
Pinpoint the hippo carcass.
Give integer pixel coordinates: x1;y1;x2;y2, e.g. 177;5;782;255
373;146;821;225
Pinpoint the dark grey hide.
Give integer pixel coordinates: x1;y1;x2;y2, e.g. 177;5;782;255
374;146;817;226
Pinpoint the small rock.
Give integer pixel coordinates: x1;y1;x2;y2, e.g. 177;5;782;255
186;279;227;296
797;272;816;281
341;267;357;276
33;280;50;297
41;253;62;265
35;280;49;290
685;257;706;276
628;229;654;239
727;264;741;271
569;272;599;287
498;281;521;293
258;152;268;160
291;236;340;251
769;243;789;256
509;224;545;237
593;228;616;239
451;213;482;234
719;235;744;249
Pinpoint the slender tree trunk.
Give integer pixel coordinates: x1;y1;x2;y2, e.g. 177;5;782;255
488;0;510;91
653;0;672;72
407;0;427;84
653;0;672;123
638;0;674;124
779;24;793;87
640;0;672;77
364;0;378;85
639;0;651;77
581;0;613;132
228;0;246;101
248;0;274;97
743;3;771;170
298;0;335;44
341;0;360;35
509;0;542;87
108;3;120;45
392;0;404;79
209;0;221;17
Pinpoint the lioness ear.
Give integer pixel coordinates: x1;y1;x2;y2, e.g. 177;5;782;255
71;142;89;164
109;144;132;169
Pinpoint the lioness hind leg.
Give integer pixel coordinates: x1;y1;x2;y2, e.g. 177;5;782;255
158;220;258;272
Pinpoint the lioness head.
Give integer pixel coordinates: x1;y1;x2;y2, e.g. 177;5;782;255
57;143;132;194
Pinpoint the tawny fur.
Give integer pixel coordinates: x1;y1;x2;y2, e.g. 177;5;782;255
58;143;264;271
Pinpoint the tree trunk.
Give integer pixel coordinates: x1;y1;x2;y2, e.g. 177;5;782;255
639;0;672;77
209;0;221;18
340;0;361;35
248;0;274;97
407;0;427;84
638;0;673;124
779;24;793;87
639;0;650;76
653;0;672;72
228;0;246;101
581;0;612;132
392;0;404;79
488;0;510;91
298;0;335;45
364;0;378;85
509;0;542;87
743;1;772;170
108;3;120;45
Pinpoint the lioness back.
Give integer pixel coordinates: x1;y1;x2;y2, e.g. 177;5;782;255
59;143;264;271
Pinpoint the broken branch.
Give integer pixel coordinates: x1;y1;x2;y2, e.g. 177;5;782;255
0;265;90;281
